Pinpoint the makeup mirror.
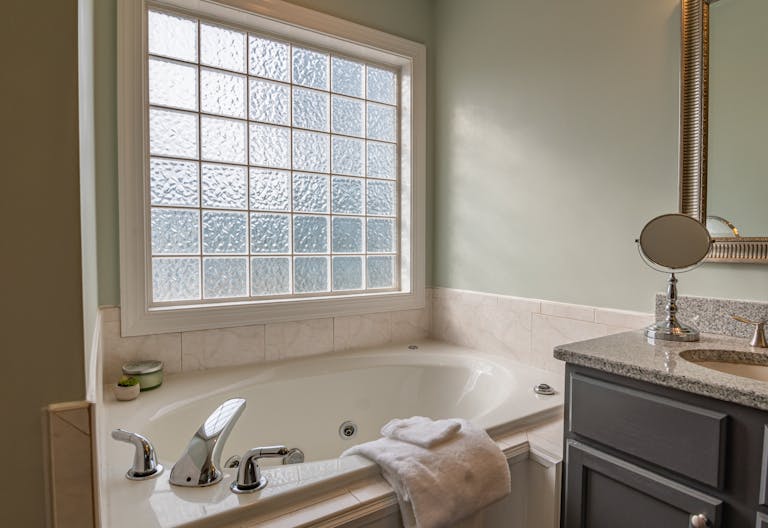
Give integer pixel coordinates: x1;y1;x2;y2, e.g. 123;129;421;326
637;213;712;341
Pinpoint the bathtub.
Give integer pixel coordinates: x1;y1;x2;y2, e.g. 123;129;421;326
100;339;563;527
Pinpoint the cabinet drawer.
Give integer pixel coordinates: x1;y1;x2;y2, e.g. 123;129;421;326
569;373;727;488
564;441;722;528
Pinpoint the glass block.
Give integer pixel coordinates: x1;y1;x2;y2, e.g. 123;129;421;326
149;58;197;111
368;256;395;289
332;217;363;253
293;88;329;132
367;180;396;216
201;164;247;209
151;208;199;254
293;173;328;213
249;35;289;82
251;257;290;296
150;158;199;207
331;57;363;98
250;213;290;253
201;116;246;164
152;257;200;302
202;211;247;254
367;218;395;253
201;68;246;119
294;257;329;293
249;124;290;169
331;136;364;176
367;141;397;179
200;23;245;73
203;257;247;298
249;168;290;211
292;130;329;173
331;96;364;137
149;108;198;159
292;47;329;90
249;79;289;126
294;215;328;253
333;256;363;291
148;10;197;62
366;66;397;105
367;103;397;142
331;176;363;214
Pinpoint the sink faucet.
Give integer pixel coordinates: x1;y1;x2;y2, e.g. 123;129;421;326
732;315;768;348
170;398;246;487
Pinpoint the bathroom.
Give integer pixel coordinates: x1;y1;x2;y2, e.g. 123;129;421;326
5;0;768;526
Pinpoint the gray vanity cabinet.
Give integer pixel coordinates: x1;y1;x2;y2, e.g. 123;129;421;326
562;364;768;528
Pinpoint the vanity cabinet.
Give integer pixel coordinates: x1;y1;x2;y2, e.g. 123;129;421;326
562;364;768;528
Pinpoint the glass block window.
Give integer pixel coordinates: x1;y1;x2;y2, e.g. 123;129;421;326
146;9;400;303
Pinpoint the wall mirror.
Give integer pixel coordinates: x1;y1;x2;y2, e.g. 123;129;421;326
680;0;768;262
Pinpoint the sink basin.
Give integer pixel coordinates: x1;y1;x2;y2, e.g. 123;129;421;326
680;349;768;382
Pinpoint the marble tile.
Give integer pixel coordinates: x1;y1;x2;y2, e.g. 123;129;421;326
48;404;95;528
265;318;334;361
497;294;542;314
531;314;608;374
541;301;595;322
334;312;392;351
100;306;120;323
346;476;394;503
606;325;634;335
594;307;653;329
250;491;359;527
101;320;182;384
181;325;265;371
390;308;430;343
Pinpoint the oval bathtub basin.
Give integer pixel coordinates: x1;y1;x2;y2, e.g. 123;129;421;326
103;340;563;527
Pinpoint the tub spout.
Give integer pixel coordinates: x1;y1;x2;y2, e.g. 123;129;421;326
170;398;246;487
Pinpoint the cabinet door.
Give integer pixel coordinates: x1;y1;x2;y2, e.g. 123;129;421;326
564;441;722;528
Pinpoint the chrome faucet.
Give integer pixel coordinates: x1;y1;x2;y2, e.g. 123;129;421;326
170;398;246;487
111;429;163;480
732;315;768;348
230;445;289;494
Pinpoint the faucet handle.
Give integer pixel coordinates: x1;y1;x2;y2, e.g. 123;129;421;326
230;445;289;494
731;315;768;348
111;429;163;480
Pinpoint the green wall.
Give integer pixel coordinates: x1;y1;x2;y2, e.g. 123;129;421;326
432;0;768;312
96;0;767;312
1;1;85;526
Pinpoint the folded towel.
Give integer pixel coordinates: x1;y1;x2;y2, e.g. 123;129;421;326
342;418;510;528
380;416;461;448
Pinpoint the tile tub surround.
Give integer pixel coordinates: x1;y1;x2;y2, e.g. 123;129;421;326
100;288;657;381
553;330;768;411
100;295;431;383
655;294;768;339
431;288;654;374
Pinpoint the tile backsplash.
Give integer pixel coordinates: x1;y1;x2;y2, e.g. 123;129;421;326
100;288;656;382
655;294;768;339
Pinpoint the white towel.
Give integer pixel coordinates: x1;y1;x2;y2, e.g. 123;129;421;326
380;416;461;448
342;418;510;528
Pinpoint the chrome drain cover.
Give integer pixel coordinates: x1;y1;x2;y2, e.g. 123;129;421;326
533;383;556;396
339;421;358;439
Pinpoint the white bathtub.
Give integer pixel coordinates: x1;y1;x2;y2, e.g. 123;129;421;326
101;340;563;527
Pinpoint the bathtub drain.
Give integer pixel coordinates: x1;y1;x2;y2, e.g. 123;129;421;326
339;421;358;439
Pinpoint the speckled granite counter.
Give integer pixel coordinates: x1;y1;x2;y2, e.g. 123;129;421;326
554;330;768;411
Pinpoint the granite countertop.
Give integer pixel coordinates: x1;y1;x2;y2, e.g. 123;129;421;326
554;331;768;411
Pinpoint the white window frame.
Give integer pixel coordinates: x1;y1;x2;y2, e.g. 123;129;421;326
118;0;426;336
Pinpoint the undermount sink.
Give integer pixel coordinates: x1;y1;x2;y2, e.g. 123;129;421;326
680;349;768;382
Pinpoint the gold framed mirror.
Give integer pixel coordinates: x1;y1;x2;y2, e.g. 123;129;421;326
680;0;768;263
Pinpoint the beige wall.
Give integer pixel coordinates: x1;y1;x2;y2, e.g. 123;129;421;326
432;0;768;312
0;1;85;526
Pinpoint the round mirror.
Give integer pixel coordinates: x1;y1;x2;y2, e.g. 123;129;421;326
638;213;711;270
